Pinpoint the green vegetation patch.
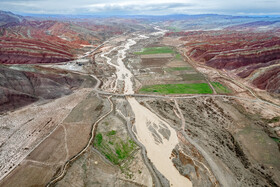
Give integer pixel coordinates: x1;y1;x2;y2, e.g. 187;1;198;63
165;67;191;72
139;83;213;94
175;53;182;60
107;130;117;136
134;46;174;55
271;137;280;143
96;133;103;146
115;139;136;160
94;131;137;165
211;82;231;94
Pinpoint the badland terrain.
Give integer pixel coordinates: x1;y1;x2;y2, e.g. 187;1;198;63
0;10;280;187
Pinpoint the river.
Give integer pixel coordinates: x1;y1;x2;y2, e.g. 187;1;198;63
101;29;192;187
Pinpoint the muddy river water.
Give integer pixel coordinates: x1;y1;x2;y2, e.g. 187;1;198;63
101;29;192;187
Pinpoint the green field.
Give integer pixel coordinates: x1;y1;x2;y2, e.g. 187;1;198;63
211;82;231;94
139;83;213;94
175;53;182;60
94;131;137;165
165;67;191;72
134;47;174;55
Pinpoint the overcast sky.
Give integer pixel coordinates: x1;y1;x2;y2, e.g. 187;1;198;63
1;0;279;15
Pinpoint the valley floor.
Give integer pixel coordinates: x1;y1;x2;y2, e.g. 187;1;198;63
0;28;280;187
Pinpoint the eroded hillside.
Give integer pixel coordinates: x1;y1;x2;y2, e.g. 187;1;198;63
165;29;280;94
0;12;280;187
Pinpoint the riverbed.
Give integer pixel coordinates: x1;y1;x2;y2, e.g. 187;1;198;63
101;29;192;187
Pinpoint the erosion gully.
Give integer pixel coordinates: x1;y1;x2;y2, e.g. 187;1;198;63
101;28;192;187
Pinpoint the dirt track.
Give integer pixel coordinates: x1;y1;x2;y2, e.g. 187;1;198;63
47;96;114;186
1;27;280;187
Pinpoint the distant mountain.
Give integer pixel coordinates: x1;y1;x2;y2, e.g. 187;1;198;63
0;10;23;27
226;20;280;30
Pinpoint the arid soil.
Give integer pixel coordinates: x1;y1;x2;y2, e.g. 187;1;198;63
55;103;154;187
0;65;96;113
0;19;280;187
0;91;110;186
145;96;280;186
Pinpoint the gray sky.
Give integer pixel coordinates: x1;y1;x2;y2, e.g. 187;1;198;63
1;0;279;15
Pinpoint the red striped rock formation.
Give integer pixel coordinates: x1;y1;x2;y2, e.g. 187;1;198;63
169;30;280;93
252;66;280;93
0;37;75;64
0;20;90;64
0;11;127;65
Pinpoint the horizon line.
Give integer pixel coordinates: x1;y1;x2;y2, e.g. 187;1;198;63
10;11;280;18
